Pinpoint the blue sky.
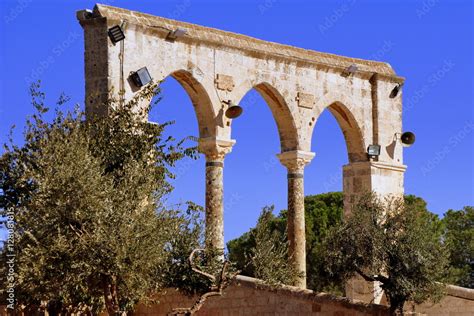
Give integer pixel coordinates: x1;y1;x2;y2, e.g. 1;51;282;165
0;0;473;244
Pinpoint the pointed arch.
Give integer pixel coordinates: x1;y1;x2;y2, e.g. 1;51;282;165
327;102;366;162
159;69;217;139
311;100;367;163
234;81;299;152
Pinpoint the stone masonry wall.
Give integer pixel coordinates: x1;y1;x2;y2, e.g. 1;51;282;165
133;276;390;316
406;285;474;316
1;278;472;315
132;277;474;316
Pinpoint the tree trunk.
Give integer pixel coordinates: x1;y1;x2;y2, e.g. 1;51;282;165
46;299;63;316
388;296;405;316
103;275;120;315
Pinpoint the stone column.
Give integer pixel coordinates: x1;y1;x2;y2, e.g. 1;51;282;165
199;137;235;252
343;161;406;303
277;150;315;289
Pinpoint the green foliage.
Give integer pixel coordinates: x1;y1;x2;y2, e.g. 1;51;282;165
320;193;449;315
302;193;344;292
250;206;300;286
0;82;202;314
442;206;474;288
227;192;344;292
227;231;255;277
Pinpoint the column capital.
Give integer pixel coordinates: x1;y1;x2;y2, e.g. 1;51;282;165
277;150;315;173
199;137;236;162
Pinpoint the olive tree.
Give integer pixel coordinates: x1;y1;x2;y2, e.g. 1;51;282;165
0;82;203;315
320;193;449;315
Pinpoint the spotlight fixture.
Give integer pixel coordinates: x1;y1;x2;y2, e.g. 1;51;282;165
390;83;403;98
367;144;381;159
342;64;358;77
399;131;416;147
108;25;125;44
223;100;243;119
167;28;187;41
130;67;152;87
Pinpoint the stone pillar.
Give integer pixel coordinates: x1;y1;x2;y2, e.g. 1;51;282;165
277;150;315;289
342;161;406;217
199;137;235;252
343;161;406;303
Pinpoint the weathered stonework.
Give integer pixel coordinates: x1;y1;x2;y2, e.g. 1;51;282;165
214;74;235;92
78;4;407;295
296;92;315;109
1;279;472;315
278;150;315;288
199;137;235;251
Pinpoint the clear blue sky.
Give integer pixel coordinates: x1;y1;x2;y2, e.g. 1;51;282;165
0;0;473;244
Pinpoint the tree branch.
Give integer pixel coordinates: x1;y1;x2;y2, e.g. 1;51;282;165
188;248;216;282
355;267;376;282
170;248;240;315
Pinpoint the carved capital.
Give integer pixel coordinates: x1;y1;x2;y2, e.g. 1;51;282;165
199;137;236;162
277;150;315;173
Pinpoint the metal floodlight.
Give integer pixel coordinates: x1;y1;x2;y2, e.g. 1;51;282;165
390;83;403;98
130;67;152;87
167;28;187;41
367;144;381;158
224;100;243;119
342;64;358;77
108;25;125;44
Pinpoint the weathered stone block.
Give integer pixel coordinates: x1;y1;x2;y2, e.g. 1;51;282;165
215;74;235;91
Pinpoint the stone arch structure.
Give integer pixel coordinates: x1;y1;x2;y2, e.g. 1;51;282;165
313;100;367;163
78;4;407;294
233;81;299;152
161;69;218;139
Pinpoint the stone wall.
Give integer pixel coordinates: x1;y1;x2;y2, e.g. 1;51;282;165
134;276;390;316
1;278;473;315
406;284;474;316
132;277;474;316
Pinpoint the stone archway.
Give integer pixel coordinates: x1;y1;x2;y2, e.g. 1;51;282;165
233;81;300;152
166;69;218;139
78;4;407;293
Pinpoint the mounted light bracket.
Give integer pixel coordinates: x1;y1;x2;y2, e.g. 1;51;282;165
108;25;125;44
167;28;187;41
130;67;152;87
367;144;381;159
342;64;358;77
